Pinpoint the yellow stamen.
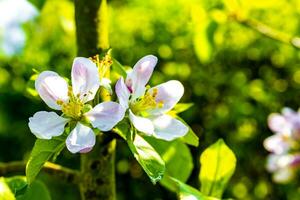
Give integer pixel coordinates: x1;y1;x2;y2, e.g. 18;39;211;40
130;88;164;115
57;86;84;120
89;52;113;80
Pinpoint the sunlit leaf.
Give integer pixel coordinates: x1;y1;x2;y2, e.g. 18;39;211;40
171;103;194;114
128;134;165;184
26;135;66;184
191;4;217;64
0;177;15;200
16;180;51;200
112;58;127;78
113;119;131;140
5;176;27;196
28;0;46;10
223;0;240;12
145;138;193;191
25;74;38;98
176;117;199;147
200;139;236;198
170;177;219;200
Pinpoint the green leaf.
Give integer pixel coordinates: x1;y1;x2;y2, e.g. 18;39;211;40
172;103;194;114
26;135;66;184
16;180;51;200
112;58;127;78
0;177;15;200
5;176;27;196
25;74;38;98
191;4;217;64
200;139;236;198
145;138;193;192
127;134;165;184
113;118;131;140
176;117;199;147
28;0;46;10
170;177;219;200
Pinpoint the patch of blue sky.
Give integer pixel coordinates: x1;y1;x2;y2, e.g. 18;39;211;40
0;0;38;56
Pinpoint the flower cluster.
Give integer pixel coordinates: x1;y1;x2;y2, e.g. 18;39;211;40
28;55;188;153
264;108;300;183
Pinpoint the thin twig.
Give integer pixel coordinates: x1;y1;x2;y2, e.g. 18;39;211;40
0;161;80;184
229;13;300;49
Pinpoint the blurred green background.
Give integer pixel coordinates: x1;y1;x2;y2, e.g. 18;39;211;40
1;0;300;199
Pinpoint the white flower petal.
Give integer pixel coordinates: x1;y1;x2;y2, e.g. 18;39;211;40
263;135;290;154
66;123;96;154
28;111;69;139
129;109;154;136
268;113;291;135
35;71;69;110
151;114;188;141
115;77;130;109
126;55;157;99
266;154;294;172
85;101;125;131
148;80;184;115
282;108;300;136
71;57;100;103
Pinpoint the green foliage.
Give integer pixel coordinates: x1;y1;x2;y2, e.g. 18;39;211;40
5;176;28;196
2;0;300;199
0;177;15;200
17;180;51;200
28;0;47;10
200;139;236;198
3;176;51;200
191;4;216;64
171;103;194;114
26;135;66;184
145;138;193;191
176;117;199;147
171;177;219;200
112;58;128;78
127;134;165;184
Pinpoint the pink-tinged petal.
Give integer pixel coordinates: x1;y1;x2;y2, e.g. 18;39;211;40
282;108;300;138
84;101;125;131
263;135;290;154
66;123;96;154
290;154;300;168
28;111;69;139
148;80;184;115
71;57;100;103
115;77;130;109
129;109;154;136
151;114;188;141
268;113;291;135
35;71;69;110
126;55;157;99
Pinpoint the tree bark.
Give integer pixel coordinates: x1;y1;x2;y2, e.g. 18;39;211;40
75;0;109;57
74;0;115;199
79;136;116;200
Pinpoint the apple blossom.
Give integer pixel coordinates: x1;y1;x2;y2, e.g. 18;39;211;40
264;107;300;183
28;57;125;153
266;154;300;183
115;55;188;141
